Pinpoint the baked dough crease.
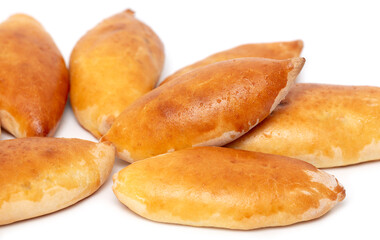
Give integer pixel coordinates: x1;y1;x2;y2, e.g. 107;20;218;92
113;147;345;230
102;57;305;162
0;138;115;225
70;9;165;138
227;83;380;168
0;14;69;137
160;40;303;85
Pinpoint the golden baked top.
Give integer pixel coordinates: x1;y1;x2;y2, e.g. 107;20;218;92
0;137;113;208
69;9;165;138
0;14;69;137
102;57;305;162
113;147;345;229
227;83;380;168
160;40;303;85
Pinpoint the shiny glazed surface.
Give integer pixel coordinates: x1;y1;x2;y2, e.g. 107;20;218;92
102;57;305;162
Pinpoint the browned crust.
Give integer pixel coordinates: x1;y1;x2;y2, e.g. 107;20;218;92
0;14;69;137
102;57;305;162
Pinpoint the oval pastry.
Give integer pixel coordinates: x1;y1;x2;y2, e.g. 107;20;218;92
0;14;69;137
227;83;380;168
160;40;303;85
102;57;305;162
113;147;345;230
0;138;115;225
70;9;165;138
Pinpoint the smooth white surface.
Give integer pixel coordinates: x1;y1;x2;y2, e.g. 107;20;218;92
1;0;379;239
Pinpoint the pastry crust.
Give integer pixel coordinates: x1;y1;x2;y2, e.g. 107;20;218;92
113;147;345;230
160;40;303;85
0;14;69;137
227;83;380;168
0;138;115;225
70;9;165;138
102;57;305;162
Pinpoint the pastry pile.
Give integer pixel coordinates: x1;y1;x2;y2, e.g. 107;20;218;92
1;9;378;230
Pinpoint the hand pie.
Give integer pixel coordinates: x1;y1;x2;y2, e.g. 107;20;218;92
160;40;303;85
102;57;305;162
113;147;345;230
227;83;380;168
0;14;69;137
70;9;165;138
0;137;115;225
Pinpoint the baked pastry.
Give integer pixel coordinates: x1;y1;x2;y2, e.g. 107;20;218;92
102;57;305;162
227;83;380;168
160;40;303;85
70;9;165;138
0;14;69;137
113;147;345;230
0;137;115;225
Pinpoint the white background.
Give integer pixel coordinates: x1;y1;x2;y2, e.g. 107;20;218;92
1;0;380;239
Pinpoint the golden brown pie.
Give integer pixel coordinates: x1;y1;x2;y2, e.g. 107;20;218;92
70;9;164;138
0;137;115;225
160;40;303;85
228;83;380;168
113;147;345;229
0;14;69;137
102;57;305;162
